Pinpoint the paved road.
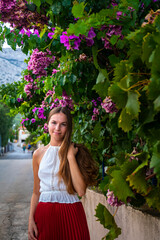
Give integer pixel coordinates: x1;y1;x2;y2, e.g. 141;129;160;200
0;144;33;240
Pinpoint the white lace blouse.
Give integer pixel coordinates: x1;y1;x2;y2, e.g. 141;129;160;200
38;145;80;203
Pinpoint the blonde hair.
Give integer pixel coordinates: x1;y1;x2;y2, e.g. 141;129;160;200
47;107;98;194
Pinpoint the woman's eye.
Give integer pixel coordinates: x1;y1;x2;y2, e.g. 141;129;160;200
62;123;67;126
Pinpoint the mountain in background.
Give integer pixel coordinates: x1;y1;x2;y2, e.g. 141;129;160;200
0;48;27;85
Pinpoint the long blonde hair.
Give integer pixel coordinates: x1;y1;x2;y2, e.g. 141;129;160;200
47;107;98;194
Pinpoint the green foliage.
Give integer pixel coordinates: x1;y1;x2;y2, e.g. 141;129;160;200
95;203;121;240
109;170;135;203
0;103;14;146
150;141;160;177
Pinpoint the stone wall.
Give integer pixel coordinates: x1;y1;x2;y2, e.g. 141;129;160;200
81;189;160;240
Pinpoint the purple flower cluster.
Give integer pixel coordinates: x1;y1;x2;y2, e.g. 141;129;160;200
27;48;55;78
43;123;49;133
21;117;36;126
32;107;46;120
24;74;34;82
17;97;23;102
0;0;48;30
106;189;124;207
24;83;38;98
60;31;81;50
92;108;99;121
48;28;55;39
101;96;118;114
101;25;123;49
91;97;102;121
85;27;96;46
21;117;29;126
60;27;96;50
50;91;74;111
52;69;60;75
41;88;55;108
19;28;40;38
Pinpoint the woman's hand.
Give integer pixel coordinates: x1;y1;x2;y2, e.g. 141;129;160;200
67;143;78;160
28;218;38;240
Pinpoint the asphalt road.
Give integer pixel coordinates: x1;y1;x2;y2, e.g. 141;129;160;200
0;144;33;240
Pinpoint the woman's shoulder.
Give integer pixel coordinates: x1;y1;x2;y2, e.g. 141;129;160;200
33;145;49;163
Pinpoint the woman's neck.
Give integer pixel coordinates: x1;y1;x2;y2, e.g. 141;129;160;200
49;140;62;147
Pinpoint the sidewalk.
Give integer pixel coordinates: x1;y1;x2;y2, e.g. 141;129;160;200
0;149;33;240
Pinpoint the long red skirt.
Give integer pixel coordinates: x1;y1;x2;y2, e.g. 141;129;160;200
34;202;90;240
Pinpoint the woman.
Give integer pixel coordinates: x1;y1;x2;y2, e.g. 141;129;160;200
28;106;98;240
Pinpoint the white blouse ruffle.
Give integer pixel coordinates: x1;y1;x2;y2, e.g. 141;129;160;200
38;145;80;204
39;190;80;203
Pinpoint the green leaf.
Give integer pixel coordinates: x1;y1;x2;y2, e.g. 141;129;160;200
131;152;149;175
142;32;155;68
122;0;139;11
146;188;160;211
45;0;53;5
70;74;77;84
109;170;135;203
150;141;160;177
108;55;120;67
120;160;139;179
72;2;86;18
118;108;133;132
154;95;160;112
113;60;132;82
108;84;127;109
26;3;36;11
55;84;63;96
44;77;53;91
95;203;121;240
92;46;109;80
68;21;88;36
125;91;140;117
32;0;41;7
51;2;62;15
96;72;105;84
109;35;119;46
92;122;102;139
154;15;160;32
151;45;160;75
148;76;160;100
127;169;149;195
118;74;131;90
92;80;110;99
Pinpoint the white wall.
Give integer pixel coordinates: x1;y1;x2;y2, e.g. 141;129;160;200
18;128;30;146
81;189;160;240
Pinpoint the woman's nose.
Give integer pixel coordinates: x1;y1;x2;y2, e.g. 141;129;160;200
55;124;60;130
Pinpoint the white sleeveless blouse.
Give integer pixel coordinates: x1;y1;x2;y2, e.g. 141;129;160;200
38;145;80;203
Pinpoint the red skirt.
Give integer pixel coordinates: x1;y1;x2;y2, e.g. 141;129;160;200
34;202;90;240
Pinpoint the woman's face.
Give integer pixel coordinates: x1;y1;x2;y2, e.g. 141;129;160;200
48;112;67;143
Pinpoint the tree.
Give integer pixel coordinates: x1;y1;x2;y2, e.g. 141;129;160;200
0;103;13;146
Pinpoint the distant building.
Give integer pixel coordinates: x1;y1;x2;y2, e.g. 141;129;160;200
18;126;30;147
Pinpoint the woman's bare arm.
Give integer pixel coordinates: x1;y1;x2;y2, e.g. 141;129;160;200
28;149;41;240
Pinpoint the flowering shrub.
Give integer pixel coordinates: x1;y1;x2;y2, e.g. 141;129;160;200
0;0;48;30
1;0;160;239
27;48;55;77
